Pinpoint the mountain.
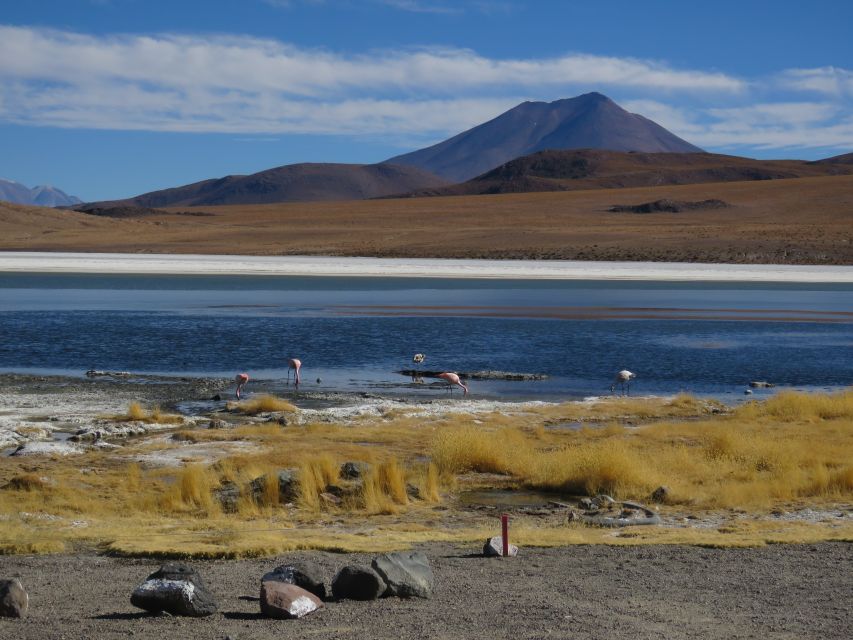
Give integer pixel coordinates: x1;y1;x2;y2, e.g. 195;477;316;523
385;92;703;182
84;163;448;208
403;149;853;197
0;178;81;207
814;152;853;165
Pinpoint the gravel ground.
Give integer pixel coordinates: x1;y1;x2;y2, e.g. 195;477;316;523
1;542;850;639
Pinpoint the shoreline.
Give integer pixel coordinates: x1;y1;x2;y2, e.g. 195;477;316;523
2;251;853;282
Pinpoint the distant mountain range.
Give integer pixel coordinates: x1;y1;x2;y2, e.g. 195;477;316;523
69;92;851;210
403;149;853;197
0;179;81;207
83;162;448;209
386;92;702;182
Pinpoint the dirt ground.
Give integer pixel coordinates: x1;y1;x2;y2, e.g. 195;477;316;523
0;542;850;639
2;175;852;264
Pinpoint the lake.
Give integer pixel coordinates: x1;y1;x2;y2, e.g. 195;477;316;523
1;272;851;400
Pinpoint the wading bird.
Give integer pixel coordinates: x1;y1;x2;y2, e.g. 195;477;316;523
235;373;249;399
610;370;635;396
438;372;468;395
413;353;425;365
286;358;302;386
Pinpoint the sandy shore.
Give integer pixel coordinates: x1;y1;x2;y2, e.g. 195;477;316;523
1;542;851;639
2;252;853;282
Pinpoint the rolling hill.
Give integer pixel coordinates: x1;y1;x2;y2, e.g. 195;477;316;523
386;92;702;182
82;162;448;208
404;149;853;197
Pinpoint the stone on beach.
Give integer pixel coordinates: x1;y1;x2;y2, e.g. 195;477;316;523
260;581;324;619
371;551;434;599
130;563;218;617
261;562;327;600
483;536;519;557
0;579;29;618
331;565;386;601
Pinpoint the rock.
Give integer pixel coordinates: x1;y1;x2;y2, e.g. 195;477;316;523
749;381;774;388
650;486;671;503
130;563;217;617
215;481;241;513
371;552;434;599
331;566;386;601
250;469;298;504
483;536;519;557
340;461;369;480
211;394;222;401
260;582;323;619
744;389;753;395
0;579;28;618
208;419;229;429
319;492;342;506
261;562;327;600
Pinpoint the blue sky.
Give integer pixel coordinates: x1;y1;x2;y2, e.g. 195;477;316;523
1;0;851;200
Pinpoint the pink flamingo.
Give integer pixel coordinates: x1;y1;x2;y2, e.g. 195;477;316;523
287;358;302;386
235;373;249;399
437;372;468;395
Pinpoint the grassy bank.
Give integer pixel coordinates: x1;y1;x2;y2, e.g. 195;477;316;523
1;392;851;557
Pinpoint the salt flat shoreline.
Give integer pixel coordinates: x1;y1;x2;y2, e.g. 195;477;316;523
1;251;852;282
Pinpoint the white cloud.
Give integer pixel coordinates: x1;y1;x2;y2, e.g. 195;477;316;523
0;25;745;136
780;66;853;96
623;99;853;151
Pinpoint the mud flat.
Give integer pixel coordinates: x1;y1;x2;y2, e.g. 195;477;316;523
2;252;853;282
0;542;851;639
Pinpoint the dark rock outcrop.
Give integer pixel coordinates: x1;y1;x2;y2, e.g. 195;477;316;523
0;579;28;618
371;552;434;599
261;562;327;600
130;563;217;617
331;566;386;601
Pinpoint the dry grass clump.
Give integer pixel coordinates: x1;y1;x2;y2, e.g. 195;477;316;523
431;390;853;507
159;465;219;514
735;389;853;422
297;455;340;511
3;473;52;492
359;459;409;514
234;395;297;415
113;402;184;424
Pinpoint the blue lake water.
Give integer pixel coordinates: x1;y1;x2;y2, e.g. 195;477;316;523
0;273;851;400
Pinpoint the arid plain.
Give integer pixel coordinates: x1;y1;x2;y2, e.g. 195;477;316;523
1;175;852;264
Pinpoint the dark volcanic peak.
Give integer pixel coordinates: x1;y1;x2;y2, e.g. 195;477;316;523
386;93;703;182
405;148;853;198
84;162;448;208
0;178;81;207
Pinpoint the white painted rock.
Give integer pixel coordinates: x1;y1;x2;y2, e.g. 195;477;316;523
260;581;323;619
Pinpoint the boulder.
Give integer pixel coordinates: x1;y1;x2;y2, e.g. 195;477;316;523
371;552;434;599
208;419;229;429
650;486;671;503
331;566;386;601
215;481;241;513
340;461;369;480
130;563;217;617
261;562;327;600
250;469;299;504
260;582;323;619
483;536;519;558
0;579;28;618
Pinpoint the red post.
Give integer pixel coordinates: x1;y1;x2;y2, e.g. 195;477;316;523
501;513;509;557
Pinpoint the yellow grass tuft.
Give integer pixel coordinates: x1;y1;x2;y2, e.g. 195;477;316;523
3;473;52;492
235;395;298;415
296;455;339;511
159;465;218;514
114;402;184;424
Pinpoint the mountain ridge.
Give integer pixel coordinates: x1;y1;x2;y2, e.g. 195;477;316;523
0;178;81;207
385;92;703;182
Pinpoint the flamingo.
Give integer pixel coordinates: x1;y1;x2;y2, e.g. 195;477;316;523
235;373;249;399
437;372;468;396
610;370;636;396
286;358;302;386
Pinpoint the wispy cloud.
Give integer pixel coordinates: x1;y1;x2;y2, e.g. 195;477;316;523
0;25;745;138
0;24;849;153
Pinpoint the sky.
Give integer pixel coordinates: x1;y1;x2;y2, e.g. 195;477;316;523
1;0;852;200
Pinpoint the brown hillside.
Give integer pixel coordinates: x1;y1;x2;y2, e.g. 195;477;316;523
406;149;853;197
1;175;851;265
